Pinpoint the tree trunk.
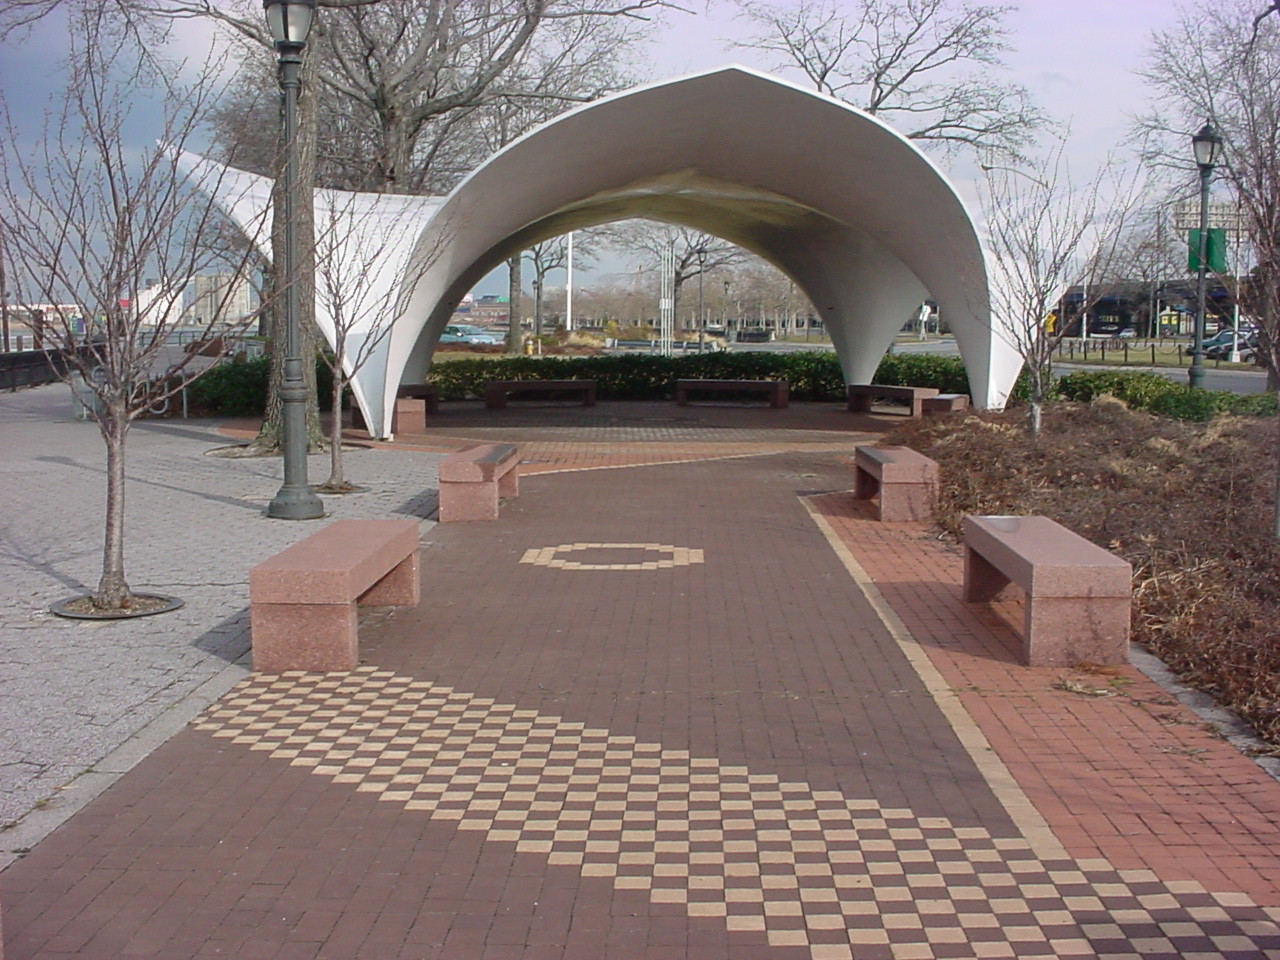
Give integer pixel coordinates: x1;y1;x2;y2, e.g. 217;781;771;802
252;40;326;455
94;401;131;608
324;353;346;489
1274;412;1280;542
507;255;522;353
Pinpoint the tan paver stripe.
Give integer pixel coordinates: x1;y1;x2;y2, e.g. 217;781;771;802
519;542;705;571
195;668;1280;960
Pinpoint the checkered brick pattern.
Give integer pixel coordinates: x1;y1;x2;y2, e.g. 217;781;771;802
195;667;1280;959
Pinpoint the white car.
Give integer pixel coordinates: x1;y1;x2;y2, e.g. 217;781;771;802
441;323;502;345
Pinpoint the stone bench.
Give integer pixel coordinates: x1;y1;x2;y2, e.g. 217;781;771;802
438;442;520;521
250;518;421;672
392;384;439;433
675;378;789;407
350;384;439;435
484;379;596;409
922;393;970;415
963;515;1132;667
852;445;939;522
846;383;940;417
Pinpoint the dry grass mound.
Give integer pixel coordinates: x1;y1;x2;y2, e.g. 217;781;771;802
886;400;1280;747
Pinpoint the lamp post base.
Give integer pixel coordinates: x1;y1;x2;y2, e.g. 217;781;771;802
267;484;325;520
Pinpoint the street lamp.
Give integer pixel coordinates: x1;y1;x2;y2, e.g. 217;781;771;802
695;245;707;351
265;0;323;520
1189;121;1222;390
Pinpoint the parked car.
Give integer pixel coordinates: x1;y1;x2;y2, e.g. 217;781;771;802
440;323;503;345
1204;333;1258;362
1185;329;1241;355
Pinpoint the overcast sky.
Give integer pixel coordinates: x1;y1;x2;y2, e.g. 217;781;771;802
0;0;1194;294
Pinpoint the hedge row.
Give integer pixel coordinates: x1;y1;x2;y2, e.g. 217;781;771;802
1054;370;1277;421
425;351;980;402
185;351;1273;422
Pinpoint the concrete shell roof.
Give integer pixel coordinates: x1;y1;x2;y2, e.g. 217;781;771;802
386;66;1014;436
183;67;1018;437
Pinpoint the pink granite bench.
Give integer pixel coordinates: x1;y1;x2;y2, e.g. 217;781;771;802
922;393;970;415
963;515;1132;667
350;384;439;435
852;445;939;522
847;383;940;417
250;518;421;673
675;378;789;407
438;442;520;522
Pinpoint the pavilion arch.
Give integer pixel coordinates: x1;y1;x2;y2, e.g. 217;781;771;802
381;65;1019;438
182;66;1020;438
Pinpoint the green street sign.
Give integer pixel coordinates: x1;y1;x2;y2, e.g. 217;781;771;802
1188;228;1228;273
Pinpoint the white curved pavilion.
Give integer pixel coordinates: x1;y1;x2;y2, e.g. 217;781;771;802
186;66;1021;438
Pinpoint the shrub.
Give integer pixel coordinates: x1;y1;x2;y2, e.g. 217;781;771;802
1054;369;1276;421
186;354;336;416
423;350;982;403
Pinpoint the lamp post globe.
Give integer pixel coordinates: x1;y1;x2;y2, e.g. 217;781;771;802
1189;121;1222;391
265;0;324;520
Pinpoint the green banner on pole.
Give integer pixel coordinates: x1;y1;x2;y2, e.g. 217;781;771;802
1188;227;1228;273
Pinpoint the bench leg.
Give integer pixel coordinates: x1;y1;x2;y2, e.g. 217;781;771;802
497;465;519;499
847;393;873;413
252;602;358;672
878;481;935;522
963;547;1011;602
1024;597;1131;667
439;479;499;521
853;466;879;501
359;552;420;606
676;388;689;406
394;398;427;434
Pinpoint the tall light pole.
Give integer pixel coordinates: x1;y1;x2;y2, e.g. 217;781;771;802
265;0;323;520
1189;121;1222;391
695;245;707;351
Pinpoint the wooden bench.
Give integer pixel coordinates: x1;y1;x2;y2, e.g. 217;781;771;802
963;515;1132;667
852;445;939;522
675;379;789;408
438;442;520;521
922;393;970;415
484;379;596;409
846;383;940;417
250;518;421;673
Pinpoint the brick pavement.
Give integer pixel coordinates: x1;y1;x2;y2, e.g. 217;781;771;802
2;401;1280;958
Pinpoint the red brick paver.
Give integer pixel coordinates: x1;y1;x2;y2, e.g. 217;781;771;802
3;413;1280;959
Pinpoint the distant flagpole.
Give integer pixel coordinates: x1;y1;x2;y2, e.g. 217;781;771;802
565;232;574;332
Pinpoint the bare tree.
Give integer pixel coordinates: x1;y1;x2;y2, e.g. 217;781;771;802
311;194;449;490
597;221;747;325
524;232;599;335
733;0;1042;159
979;143;1142;437
0;10;268;611
1141;0;1280;537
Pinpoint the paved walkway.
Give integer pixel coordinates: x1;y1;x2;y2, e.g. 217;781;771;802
2;395;1280;958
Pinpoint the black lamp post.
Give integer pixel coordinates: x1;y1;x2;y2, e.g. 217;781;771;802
1189;121;1222;390
265;0;323;520
695;246;707;351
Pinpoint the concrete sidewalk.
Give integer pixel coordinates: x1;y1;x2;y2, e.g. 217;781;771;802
2;393;1280;958
0;384;445;851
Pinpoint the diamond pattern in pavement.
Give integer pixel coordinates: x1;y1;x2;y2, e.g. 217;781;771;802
196;667;1280;960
